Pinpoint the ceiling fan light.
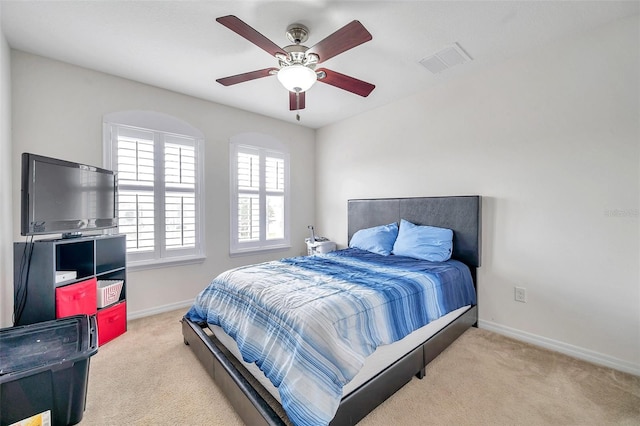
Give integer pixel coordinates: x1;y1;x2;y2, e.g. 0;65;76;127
277;64;317;92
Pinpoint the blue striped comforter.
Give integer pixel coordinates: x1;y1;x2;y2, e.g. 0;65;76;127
186;248;476;425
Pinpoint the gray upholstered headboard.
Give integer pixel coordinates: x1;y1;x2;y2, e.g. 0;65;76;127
347;196;481;267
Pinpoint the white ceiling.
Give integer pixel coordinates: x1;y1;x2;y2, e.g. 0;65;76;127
2;1;638;129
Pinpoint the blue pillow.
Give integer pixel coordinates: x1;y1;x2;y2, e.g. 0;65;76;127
392;219;453;262
349;222;399;256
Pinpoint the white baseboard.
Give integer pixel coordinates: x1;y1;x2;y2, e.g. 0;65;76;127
478;319;640;376
126;303;639;376
127;299;194;321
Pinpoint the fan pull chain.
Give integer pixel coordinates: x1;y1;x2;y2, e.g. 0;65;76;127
296;91;301;121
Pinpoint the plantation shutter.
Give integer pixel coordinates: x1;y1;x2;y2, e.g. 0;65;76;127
265;154;285;240
164;137;197;249
116;127;155;253
237;148;260;242
231;141;289;253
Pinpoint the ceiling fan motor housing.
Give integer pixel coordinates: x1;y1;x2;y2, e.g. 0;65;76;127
280;44;318;68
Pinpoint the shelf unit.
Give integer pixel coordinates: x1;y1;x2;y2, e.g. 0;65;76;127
13;234;127;344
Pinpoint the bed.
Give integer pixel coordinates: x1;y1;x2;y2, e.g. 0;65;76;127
182;195;481;425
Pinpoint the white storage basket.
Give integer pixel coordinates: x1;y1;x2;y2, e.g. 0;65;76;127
97;280;124;308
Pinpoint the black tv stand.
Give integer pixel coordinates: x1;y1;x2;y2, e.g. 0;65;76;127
13;234;128;344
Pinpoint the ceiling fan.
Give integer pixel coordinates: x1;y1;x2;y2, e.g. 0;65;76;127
215;15;375;116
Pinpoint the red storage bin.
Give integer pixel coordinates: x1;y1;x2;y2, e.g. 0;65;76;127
97;301;126;346
55;277;97;318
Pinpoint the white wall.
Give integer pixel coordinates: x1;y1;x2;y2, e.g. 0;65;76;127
9;51;315;320
0;5;14;327
316;16;639;374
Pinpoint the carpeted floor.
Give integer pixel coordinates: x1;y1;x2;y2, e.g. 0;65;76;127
81;309;639;425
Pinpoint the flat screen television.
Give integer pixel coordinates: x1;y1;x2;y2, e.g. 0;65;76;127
21;153;117;237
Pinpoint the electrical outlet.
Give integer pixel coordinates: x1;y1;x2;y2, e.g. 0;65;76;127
514;286;527;303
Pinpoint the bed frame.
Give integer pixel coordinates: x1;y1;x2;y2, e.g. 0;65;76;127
182;195;481;425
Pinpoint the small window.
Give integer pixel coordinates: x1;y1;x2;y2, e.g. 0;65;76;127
230;134;290;254
103;111;205;269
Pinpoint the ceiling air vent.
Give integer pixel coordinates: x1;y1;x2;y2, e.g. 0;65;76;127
419;43;472;74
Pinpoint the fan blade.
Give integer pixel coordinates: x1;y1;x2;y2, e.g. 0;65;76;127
217;15;286;58
306;21;372;64
216;68;278;86
316;68;375;97
289;91;306;111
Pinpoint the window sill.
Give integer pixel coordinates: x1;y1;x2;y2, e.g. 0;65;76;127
127;254;206;272
229;245;292;258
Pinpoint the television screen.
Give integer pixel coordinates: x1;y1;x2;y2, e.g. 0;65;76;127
21;153;117;237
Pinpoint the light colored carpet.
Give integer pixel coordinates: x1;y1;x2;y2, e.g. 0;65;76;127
81;309;639;425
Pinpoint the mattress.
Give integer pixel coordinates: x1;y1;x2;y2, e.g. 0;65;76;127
210;304;470;404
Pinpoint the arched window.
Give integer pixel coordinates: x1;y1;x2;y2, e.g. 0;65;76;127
230;133;290;254
103;111;205;269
